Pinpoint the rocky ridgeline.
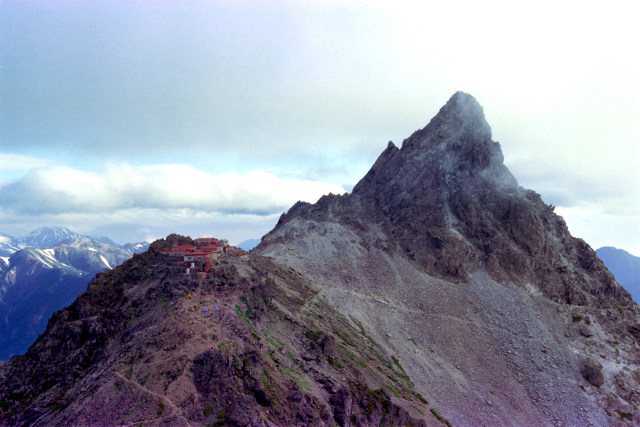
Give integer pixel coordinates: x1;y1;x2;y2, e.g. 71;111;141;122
265;92;630;308
0;235;434;425
1;93;639;425
257;92;640;424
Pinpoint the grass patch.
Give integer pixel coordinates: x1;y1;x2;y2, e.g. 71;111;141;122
119;410;131;422
305;330;321;341
203;404;215;416
333;326;357;347
215;409;226;426
384;384;400;397
616;410;633;421
235;304;245;319
281;366;310;391
412;405;425;416
416;393;428;404
430;407;452;426
156;403;165;418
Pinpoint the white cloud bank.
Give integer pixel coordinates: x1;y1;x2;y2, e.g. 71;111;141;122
0;163;346;244
0;163;345;215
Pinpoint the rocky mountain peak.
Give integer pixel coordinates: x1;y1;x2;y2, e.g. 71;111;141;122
2;94;640;426
353;91;514;199
266;93;627;307
408;91;492;148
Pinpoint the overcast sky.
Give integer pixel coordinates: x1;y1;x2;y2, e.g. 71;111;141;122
1;0;638;255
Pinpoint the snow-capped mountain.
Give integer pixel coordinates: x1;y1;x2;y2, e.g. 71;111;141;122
49;237;138;272
120;241;150;256
22;226;86;249
0;231;149;360
0;234;25;257
0;226;149;257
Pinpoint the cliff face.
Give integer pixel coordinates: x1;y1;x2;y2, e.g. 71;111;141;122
1;93;639;426
257;92;640;425
263;92;627;308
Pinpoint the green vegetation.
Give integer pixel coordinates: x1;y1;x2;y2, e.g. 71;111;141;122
281;366;310;391
267;337;281;348
235;304;246;319
215;409;226;426
235;303;253;324
305;330;321;341
384;384;400;397
333;326;357;346
572;315;583;323
616;410;633;421
416;393;428;404
430;407;452;426
156;403;165;418
119;410;131;422
412;405;425;416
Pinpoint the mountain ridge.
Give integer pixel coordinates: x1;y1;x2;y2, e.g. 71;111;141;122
1;93;639;425
263;92;625;307
0;234;150;360
597;246;640;304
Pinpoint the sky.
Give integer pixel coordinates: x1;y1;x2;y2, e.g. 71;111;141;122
1;0;638;255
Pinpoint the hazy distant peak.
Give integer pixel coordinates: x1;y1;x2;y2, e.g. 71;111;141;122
25;226;83;249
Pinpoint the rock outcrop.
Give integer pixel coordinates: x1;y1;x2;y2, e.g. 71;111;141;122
263;92;629;307
1;92;639;426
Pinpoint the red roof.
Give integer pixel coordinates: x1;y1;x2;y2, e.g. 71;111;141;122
185;252;208;257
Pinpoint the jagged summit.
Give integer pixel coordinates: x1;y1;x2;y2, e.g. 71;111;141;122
405;91;492;149
264;93;625;306
353;91;514;198
2;93;640;426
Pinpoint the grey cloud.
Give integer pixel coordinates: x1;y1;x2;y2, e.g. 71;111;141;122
0;164;345;216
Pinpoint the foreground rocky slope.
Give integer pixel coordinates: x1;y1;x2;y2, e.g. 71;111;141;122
256;92;640;425
1;92;639;426
0;235;436;425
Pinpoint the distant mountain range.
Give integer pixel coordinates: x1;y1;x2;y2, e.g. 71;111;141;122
596;247;640;304
0;226;137;256
237;238;260;251
0;227;149;360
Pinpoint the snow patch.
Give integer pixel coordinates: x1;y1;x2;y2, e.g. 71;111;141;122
34;250;54;269
99;255;112;269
